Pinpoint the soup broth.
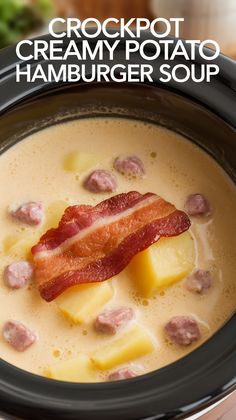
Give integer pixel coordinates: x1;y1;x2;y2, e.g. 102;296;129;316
0;117;235;381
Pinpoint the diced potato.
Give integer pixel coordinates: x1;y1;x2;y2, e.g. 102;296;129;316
56;281;113;324
3;234;39;259
92;325;154;370
3;234;20;253
129;231;195;297
63;152;96;172
44;201;68;230
47;353;98;382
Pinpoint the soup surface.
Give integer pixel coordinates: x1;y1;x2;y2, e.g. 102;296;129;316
0;117;236;382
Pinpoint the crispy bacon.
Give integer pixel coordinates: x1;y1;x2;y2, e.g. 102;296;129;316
32;192;190;301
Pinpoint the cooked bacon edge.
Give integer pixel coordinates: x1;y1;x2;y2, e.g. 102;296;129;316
32;192;190;301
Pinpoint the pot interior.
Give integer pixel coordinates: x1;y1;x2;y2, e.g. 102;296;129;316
0;83;235;420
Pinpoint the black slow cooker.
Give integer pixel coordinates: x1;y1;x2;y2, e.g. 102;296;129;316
0;32;235;420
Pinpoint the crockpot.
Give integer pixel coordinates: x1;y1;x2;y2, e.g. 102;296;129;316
0;31;235;420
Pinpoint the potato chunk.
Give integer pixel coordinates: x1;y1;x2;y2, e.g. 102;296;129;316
3;234;20;254
129;232;195;297
63;152;96;172
47;353;98;382
3;234;38;259
44;201;68;230
56;281;113;324
92;325;154;370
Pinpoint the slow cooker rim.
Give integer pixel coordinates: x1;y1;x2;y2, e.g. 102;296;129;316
0;30;236;128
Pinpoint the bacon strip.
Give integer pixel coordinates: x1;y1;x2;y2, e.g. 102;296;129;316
32;192;190;301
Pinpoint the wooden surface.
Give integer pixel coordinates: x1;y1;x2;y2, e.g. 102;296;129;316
55;0;151;20
54;0;236;61
201;391;236;419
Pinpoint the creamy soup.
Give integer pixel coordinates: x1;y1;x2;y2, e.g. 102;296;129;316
0;117;236;382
